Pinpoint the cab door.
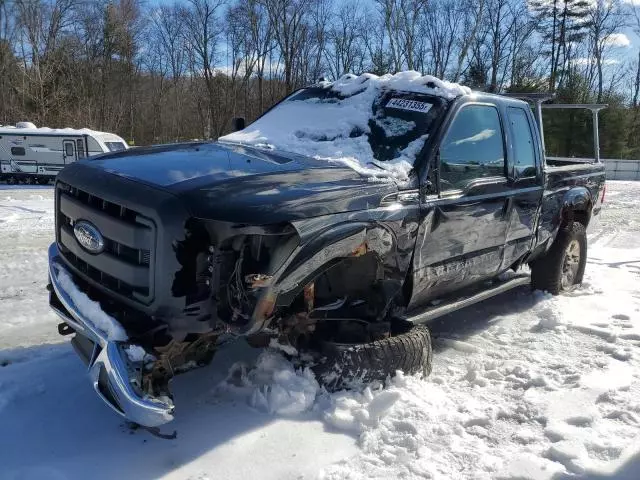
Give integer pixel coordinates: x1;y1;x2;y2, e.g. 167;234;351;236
409;103;511;308
62;140;76;164
501;106;544;269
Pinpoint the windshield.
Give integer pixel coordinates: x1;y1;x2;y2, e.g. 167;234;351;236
220;84;449;180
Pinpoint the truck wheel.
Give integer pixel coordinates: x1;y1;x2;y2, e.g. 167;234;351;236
310;320;433;391
531;222;587;295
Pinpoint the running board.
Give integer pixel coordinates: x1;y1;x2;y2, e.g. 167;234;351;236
403;274;531;324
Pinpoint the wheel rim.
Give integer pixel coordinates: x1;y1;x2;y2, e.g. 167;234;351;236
561;239;581;290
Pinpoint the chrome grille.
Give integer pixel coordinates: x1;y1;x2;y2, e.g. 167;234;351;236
56;182;155;303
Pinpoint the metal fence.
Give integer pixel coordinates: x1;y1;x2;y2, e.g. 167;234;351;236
603;159;640;181
547;157;640;181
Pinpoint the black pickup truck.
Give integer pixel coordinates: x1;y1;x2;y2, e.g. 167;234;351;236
47;73;605;428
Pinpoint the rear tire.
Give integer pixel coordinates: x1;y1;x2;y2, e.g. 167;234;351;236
530;222;587;295
310;320;433;391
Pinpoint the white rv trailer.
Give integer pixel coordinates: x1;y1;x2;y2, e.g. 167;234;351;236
0;122;128;184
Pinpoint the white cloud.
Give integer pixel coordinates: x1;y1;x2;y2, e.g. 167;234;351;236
604;33;631;48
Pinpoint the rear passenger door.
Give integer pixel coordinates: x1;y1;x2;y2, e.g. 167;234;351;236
410;103;511;307
501;106;544;270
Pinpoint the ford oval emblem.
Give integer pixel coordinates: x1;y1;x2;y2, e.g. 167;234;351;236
73;220;105;254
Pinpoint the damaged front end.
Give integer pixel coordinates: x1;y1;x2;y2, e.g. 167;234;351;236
49;243;175;427
47;219;304;428
46;142;421;428
50;208;415;428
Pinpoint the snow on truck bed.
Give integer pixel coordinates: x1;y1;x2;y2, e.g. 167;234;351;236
1;182;640;480
220;71;471;182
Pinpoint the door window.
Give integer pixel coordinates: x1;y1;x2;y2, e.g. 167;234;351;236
439;104;505;191
105;141;126;152
64;142;74;157
507;107;537;177
76;139;85;159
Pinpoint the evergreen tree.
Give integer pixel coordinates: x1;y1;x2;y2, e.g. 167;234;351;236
529;0;592;91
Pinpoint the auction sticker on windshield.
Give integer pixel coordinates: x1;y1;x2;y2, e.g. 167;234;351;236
386;98;433;114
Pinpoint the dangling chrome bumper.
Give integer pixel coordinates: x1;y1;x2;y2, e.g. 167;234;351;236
48;242;174;427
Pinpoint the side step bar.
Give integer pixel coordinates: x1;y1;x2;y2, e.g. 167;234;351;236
403;274;531;324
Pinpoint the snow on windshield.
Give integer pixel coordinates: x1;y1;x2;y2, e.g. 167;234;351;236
220;71;471;182
374;116;416;138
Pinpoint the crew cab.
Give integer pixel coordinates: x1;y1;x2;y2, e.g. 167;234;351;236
47;72;605;428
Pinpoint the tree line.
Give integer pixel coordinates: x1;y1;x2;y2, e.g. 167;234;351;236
1;0;640;159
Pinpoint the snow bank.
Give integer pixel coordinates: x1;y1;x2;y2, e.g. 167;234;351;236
54;268;127;342
215;351;409;433
326;71;471;100
220;71;470;182
324;378;404;433
216;350;319;415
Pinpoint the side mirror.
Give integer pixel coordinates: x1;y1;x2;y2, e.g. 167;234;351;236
232;117;246;132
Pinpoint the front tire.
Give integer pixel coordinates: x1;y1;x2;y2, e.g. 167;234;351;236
531;222;587;295
309;320;433;391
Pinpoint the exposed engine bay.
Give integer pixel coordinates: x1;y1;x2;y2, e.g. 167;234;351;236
139;220;404;404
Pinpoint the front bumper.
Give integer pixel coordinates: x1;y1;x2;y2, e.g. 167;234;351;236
48;242;174;427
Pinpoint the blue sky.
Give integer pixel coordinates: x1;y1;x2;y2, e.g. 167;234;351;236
147;0;640;77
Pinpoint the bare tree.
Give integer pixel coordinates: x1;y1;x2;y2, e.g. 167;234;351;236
15;0;76;123
151;3;187;140
375;0;427;72
324;1;366;79
182;0;226;137
588;0;626;102
422;0;462;79
262;0;312;92
484;0;517;92
451;0;486;83
0;0;18;122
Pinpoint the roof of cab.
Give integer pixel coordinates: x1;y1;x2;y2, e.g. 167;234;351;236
458;90;531;108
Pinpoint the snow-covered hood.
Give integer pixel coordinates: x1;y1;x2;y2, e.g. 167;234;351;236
220;71;469;182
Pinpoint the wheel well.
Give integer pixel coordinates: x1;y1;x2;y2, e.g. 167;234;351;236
562;207;591;229
311;252;383;306
284;251;403;322
573;209;590;227
278;253;394;348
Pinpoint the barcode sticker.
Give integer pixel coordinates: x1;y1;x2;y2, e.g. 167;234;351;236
386;98;433;114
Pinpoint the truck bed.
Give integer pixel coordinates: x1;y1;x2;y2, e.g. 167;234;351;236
546;156;601;166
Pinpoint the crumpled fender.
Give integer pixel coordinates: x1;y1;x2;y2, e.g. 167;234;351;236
245;218;412;335
537;186;593;257
558;186;593;230
562;186;592;213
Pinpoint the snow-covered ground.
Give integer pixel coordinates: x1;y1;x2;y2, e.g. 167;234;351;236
0;186;57;350
1;182;639;480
